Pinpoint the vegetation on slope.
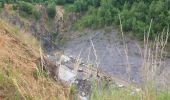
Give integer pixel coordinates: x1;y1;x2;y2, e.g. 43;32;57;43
2;0;170;39
68;0;169;39
90;80;170;100
0;19;69;100
46;2;56;19
1;1;170;100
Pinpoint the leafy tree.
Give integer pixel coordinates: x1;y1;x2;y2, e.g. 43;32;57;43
71;0;170;39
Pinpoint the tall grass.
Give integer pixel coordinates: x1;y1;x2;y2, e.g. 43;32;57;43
89;16;170;100
0;19;69;100
141;21;169;87
90;80;140;100
90;79;170;100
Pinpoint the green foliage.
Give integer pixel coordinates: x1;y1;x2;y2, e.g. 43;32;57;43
32;9;41;19
4;0;15;3
66;0;74;3
90;80;140;100
17;1;34;15
16;1;41;20
69;84;77;94
7;0;49;4
33;68;49;79
74;0;88;12
158;90;170;100
52;32;66;45
72;0;170;39
65;4;76;12
52;32;59;42
46;2;56;19
73;0;101;12
56;0;66;5
12;4;18;10
90;80;170;100
19;0;33;3
0;1;4;8
2;0;74;5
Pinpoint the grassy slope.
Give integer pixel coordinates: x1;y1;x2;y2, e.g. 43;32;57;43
90;83;170;100
0;19;69;100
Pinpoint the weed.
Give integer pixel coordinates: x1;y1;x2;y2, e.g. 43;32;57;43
32;68;49;79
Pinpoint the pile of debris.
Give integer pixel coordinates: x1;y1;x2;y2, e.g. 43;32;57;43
40;54;142;100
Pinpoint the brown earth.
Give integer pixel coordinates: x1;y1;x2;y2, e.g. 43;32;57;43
0;19;69;100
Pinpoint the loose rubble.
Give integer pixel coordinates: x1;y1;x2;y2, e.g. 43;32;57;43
45;54;142;100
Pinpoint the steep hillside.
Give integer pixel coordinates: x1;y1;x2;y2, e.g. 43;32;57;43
0;19;68;100
1;1;170;100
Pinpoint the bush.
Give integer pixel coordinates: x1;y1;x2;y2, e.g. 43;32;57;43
46;3;56;19
72;0;170;39
17;1;34;15
0;1;4;8
33;9;41;19
74;0;88;12
12;4;18;10
16;1;41;20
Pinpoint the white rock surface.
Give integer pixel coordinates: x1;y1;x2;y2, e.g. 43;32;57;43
135;88;141;92
58;65;76;84
117;83;124;88
60;55;71;63
79;95;88;100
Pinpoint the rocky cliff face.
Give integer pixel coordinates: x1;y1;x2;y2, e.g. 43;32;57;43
0;8;61;52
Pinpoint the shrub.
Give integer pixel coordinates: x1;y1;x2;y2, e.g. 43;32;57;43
74;0;88;12
71;0;170;39
65;4;76;12
56;0;66;5
16;1;41;20
32;68;49;79
17;1;34;15
46;3;56;19
12;4;18;10
33;9;41;19
0;1;4;8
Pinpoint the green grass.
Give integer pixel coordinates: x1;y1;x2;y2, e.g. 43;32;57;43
157;90;170;100
89;80;170;100
32;67;49;79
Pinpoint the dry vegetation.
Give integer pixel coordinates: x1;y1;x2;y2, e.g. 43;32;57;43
89;17;170;100
0;19;69;100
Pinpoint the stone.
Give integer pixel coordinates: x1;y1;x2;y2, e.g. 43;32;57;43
58;65;76;84
60;55;71;63
78;95;88;100
135;88;141;92
81;92;86;96
117;83;124;88
78;67;83;72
